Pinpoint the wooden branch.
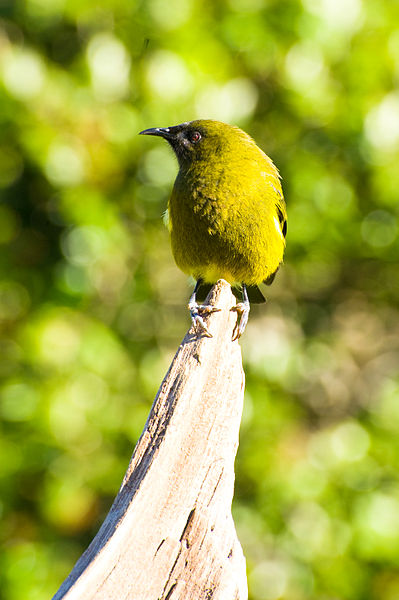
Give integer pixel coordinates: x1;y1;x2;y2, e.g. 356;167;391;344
52;279;247;600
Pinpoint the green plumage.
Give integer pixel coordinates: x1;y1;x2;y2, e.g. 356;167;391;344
140;119;287;336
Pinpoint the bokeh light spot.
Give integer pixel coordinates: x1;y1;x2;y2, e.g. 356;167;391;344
44;479;97;532
2;48;45;100
331;421;370;462
146;51;193;101
148;0;192;29
357;493;399;542
249;559;289;600
45;142;86;187
303;0;363;32
87;33;131;102
365;93;399;153
284;42;325;90
36;314;81;367
289;502;331;558
61;226;108;267
361;210;397;248
49;391;87;443
195;78;258;122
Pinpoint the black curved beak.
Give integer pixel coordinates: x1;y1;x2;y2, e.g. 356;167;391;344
139;126;174;140
139;123;189;140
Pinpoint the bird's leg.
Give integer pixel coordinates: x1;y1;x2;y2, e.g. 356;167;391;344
188;279;221;338
232;283;250;340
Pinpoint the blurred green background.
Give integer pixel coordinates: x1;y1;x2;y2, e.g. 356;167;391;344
1;0;399;598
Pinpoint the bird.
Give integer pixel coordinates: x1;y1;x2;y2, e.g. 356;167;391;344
139;120;287;340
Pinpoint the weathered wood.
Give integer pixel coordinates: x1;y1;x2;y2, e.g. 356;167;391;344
53;279;247;600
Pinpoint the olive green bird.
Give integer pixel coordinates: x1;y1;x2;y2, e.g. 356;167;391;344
140;120;287;339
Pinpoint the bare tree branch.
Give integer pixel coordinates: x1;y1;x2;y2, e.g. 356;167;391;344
53;279;247;600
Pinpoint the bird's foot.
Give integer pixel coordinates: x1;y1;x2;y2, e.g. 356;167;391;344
231;301;250;340
188;300;221;338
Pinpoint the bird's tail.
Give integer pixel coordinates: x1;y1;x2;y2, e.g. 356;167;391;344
233;285;266;304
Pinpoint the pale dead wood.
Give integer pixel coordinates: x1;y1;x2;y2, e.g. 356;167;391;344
52;279;247;600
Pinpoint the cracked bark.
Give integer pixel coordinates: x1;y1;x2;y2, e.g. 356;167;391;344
52;280;247;600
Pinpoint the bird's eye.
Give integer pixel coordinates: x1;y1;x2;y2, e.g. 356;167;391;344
189;131;201;143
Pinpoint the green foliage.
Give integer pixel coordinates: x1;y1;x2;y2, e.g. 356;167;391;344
1;1;399;598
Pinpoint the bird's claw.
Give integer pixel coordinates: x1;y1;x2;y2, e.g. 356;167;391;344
231;301;250;340
188;302;221;338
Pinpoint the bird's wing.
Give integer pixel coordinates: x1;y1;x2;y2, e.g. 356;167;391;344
269;178;287;239
276;203;287;238
263;184;286;287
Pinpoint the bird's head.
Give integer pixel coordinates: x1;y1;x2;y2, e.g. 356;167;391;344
139;120;253;168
